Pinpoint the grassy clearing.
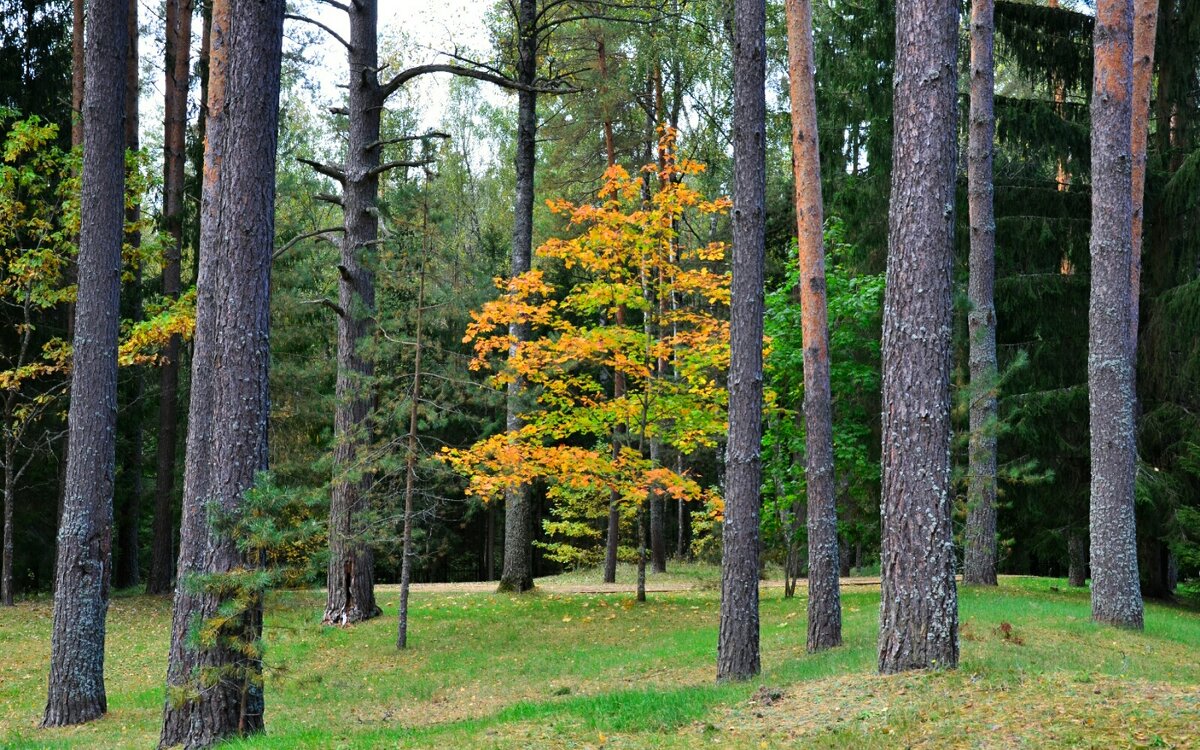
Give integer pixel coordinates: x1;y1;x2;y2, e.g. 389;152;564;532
1;574;1197;748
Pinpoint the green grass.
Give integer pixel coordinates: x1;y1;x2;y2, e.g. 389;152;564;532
1;574;1198;748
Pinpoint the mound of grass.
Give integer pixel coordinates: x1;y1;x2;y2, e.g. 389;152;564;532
1;574;1196;748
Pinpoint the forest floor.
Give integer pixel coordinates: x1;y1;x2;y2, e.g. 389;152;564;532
2;568;1199;749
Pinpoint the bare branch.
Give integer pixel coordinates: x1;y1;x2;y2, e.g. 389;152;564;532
301;298;347;318
273;227;345;261
365;131;451;150
329;106;349;116
284;13;352;51
381;63;580;100
368;158;437;177
314;0;350;11
315;192;344;206
298;157;347;183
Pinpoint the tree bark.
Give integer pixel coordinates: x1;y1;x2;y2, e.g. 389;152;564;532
1088;0;1144;630
786;0;842;652
718;0;766;683
1129;0;1157;355
147;0;193;597
42;0;127;726
963;0;999;587
116;0;144;591
878;0;960;674
499;0;538;594
1068;531;1087;587
158;0;284;744
56;0;85;564
323;0;384;627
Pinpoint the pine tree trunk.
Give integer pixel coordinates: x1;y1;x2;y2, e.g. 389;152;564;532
2;439;14;606
1068;531;1087;587
878;0;960;675
1129;0;1157;353
499;0;538;594
718;0;766;683
116;0;143;591
1088;0;1144;630
158;0;283;744
963;0;999;588
147;0;192;597
786;0;842;653
55;0;85;572
42;0;127;726
323;0;384;627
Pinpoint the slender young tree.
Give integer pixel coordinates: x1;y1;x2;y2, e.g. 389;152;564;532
1088;0;1144;630
42;0;127;726
785;0;841;651
600;35;624;583
147;0;193;597
397;246;427;650
718;0;766;682
878;0;960;674
159;0;285;743
963;0;999;586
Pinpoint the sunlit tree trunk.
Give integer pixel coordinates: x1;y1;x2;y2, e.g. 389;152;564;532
878;0;960;675
786;0;842;651
1129;0;1158;355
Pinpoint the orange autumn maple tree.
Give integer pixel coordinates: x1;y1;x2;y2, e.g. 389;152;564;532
443;131;731;565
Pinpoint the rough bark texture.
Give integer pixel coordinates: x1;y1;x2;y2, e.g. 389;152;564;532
71;0;84;147
158;0;284;744
717;0;766;683
1068;531;1087;587
42;0;127;726
1129;0;1157;353
878;0;960;675
147;0;193;597
963;0;999;588
116;0;143;590
499;0;538;594
1088;0;1144;630
785;0;841;652
2;439;11;605
323;0;384;627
